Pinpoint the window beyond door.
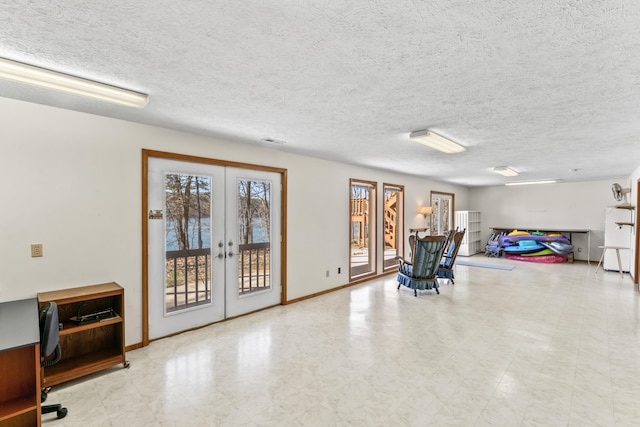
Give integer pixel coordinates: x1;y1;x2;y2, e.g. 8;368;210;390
350;179;377;280
430;191;455;235
383;184;404;271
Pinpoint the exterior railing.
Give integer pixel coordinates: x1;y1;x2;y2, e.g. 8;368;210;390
239;242;270;294
165;243;271;312
165;248;211;312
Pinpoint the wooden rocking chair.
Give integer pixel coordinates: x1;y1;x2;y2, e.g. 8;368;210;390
397;234;447;296
437;228;466;284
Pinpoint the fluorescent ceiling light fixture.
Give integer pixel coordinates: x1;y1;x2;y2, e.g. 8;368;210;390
505;180;558;186
409;130;466;154
493;166;518;177
0;57;148;108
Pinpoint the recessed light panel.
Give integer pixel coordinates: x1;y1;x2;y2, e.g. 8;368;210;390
409;130;466;154
493;166;518;177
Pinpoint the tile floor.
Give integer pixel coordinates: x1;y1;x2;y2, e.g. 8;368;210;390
45;257;640;426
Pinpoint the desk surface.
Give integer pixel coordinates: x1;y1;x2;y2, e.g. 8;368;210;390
0;298;39;352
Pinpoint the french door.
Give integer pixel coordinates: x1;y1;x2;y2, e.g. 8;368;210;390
147;156;281;340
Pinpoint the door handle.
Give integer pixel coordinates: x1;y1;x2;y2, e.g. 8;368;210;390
227;240;234;258
216;241;224;259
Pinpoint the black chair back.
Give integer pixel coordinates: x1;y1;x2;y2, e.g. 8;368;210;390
39;301;61;365
38;301;68;419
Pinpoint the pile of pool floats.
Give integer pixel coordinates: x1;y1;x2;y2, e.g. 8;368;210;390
488;230;574;263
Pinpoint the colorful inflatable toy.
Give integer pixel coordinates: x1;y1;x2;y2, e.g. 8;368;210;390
488;230;573;263
504;253;566;263
499;234;572;246
521;248;554;257
540;241;574;255
502;239;545;254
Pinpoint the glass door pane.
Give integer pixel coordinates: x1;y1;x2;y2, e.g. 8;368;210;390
164;174;212;313
350;179;376;279
430;191;455;235
237;179;271;295
383;184;403;270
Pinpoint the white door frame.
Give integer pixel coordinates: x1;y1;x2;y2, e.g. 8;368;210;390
142;149;288;346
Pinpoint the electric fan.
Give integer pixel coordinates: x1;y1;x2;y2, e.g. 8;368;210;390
611;183;631;205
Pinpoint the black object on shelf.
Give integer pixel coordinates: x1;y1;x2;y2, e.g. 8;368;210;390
70;308;118;325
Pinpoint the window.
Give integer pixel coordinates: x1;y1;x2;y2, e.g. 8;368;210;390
383;184;404;271
165;173;212;312
237;179;272;294
430;191;455;235
350;179;377;280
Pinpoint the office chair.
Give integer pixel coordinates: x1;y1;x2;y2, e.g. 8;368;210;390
39;301;68;420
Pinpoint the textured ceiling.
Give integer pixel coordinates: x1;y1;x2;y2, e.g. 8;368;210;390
2;1;640;186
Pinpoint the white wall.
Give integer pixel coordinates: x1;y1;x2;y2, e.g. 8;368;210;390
627;165;640;278
0;96;469;346
468;180;630;262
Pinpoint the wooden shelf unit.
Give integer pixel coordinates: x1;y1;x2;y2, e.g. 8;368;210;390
0;298;41;427
615;221;635;227
37;282;127;388
0;346;41;427
614;205;635;229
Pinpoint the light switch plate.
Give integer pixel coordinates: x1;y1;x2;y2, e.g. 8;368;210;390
31;244;43;257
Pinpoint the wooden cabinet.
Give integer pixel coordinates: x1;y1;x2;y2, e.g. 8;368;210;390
0;298;41;427
37;283;127;387
455;210;482;256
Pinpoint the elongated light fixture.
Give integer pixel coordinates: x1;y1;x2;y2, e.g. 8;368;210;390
0;57;148;108
493;166;518;177
409;130;466;154
505;180;557;186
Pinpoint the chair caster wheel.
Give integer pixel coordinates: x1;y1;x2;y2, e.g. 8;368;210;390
41;387;51;403
57;407;68;419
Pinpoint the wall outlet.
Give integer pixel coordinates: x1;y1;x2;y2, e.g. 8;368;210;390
31;243;43;257
326;270;330;278
338;267;341;274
